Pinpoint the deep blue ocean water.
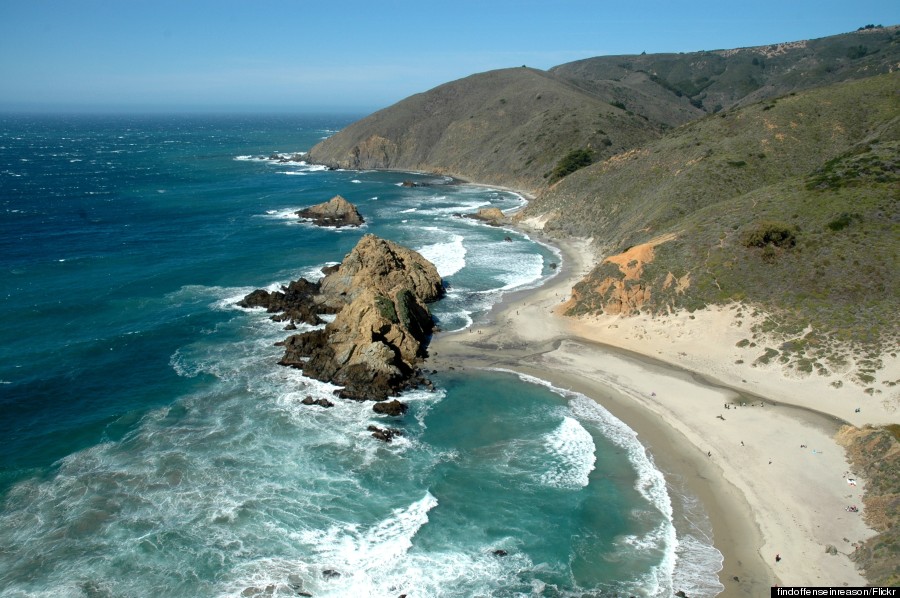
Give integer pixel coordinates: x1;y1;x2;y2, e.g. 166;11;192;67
0;114;722;597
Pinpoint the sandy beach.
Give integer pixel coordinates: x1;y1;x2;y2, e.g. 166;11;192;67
428;223;892;595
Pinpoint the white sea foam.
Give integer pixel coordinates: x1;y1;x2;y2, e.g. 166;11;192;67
494;370;680;597
416;234;467;278
540;416;596;489
261;207;301;220
672;533;726;597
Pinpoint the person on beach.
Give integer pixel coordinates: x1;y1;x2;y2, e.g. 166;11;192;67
775;554;781;563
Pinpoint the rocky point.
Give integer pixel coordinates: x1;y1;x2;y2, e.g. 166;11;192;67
242;234;443;402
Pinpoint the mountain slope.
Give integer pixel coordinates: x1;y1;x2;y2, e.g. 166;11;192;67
551;25;900;123
529;73;898;375
307;67;662;192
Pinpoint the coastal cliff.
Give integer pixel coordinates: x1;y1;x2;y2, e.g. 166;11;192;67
242;234;443;401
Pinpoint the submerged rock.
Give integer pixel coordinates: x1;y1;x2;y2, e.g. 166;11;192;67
296;194;364;228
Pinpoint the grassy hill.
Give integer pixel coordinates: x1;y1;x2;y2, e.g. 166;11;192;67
531;73;898;384
307;67;662;192
550;25;900;125
307;27;899;375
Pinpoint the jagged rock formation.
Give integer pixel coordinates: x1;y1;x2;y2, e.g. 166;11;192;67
238;278;335;325
296;195;364;228
243;234;443;401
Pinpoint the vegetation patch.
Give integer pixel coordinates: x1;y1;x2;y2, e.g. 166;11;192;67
838;425;900;587
548;148;594;183
827;212;862;231
742;220;798;249
755;347;780;365
375;295;398;323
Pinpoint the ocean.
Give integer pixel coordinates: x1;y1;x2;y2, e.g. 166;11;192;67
0;113;723;597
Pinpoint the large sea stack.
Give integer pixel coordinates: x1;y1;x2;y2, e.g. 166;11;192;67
243;234;443;400
296;195;364;228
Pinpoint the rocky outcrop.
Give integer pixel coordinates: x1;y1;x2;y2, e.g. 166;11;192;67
465;207;508;226
244;234;443;401
238;277;336;325
296;195;364;228
373;399;408;416
367;425;403;443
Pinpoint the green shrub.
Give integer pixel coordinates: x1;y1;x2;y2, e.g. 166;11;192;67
743;221;798;249
549;148;594;183
827;212;861;231
375;295;398;323
847;45;869;59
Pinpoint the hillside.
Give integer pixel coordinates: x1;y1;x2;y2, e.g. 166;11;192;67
532;73;898;384
307;67;662;192
306;27;899;377
551;25;900;125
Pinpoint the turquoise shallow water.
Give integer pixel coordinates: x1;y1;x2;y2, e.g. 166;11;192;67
0;114;721;596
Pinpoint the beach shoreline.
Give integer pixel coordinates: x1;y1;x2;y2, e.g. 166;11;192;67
427;225;880;594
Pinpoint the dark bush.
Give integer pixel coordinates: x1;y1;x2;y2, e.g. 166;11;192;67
827;212;861;231
549;148;594;183
743;220;798;249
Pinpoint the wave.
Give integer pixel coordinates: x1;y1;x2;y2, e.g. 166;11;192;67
540;416;596;489
416;234;467;278
494;370;722;597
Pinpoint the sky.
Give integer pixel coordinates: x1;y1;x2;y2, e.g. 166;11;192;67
1;0;897;114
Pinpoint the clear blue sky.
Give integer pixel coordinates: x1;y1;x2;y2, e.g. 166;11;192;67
1;0;896;114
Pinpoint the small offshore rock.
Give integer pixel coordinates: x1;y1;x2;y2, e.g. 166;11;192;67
367;425;403;443
492;549;508;557
301;396;333;408
322;569;341;579
296;195;364;228
373;400;408;416
465;207;507;226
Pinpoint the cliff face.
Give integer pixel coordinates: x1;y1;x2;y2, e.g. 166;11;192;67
244;234;443;401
